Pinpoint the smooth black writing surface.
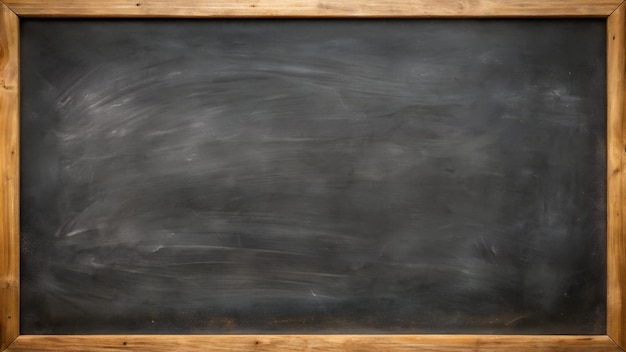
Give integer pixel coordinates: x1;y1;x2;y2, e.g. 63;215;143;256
20;19;606;334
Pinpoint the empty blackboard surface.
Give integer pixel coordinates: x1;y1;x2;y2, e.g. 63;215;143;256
20;19;606;335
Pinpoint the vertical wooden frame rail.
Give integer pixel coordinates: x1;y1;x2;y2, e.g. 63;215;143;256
0;2;18;351
0;0;624;351
609;2;626;349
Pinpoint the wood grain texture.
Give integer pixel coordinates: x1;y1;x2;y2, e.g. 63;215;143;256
5;335;624;352
0;3;19;352
608;3;626;350
0;0;622;17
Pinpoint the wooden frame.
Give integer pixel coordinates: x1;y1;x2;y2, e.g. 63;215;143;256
0;0;624;350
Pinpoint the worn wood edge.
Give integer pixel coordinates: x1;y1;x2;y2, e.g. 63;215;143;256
607;2;626;350
0;0;621;18
0;2;19;352
4;335;622;352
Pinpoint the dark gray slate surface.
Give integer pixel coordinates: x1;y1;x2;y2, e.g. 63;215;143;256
20;19;606;334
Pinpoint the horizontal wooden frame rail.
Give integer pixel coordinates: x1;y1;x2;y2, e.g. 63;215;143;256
0;0;622;17
1;0;625;351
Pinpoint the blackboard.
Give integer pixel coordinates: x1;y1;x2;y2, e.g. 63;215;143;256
20;19;606;335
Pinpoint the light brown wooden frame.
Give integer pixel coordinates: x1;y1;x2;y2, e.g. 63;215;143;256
0;0;625;351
